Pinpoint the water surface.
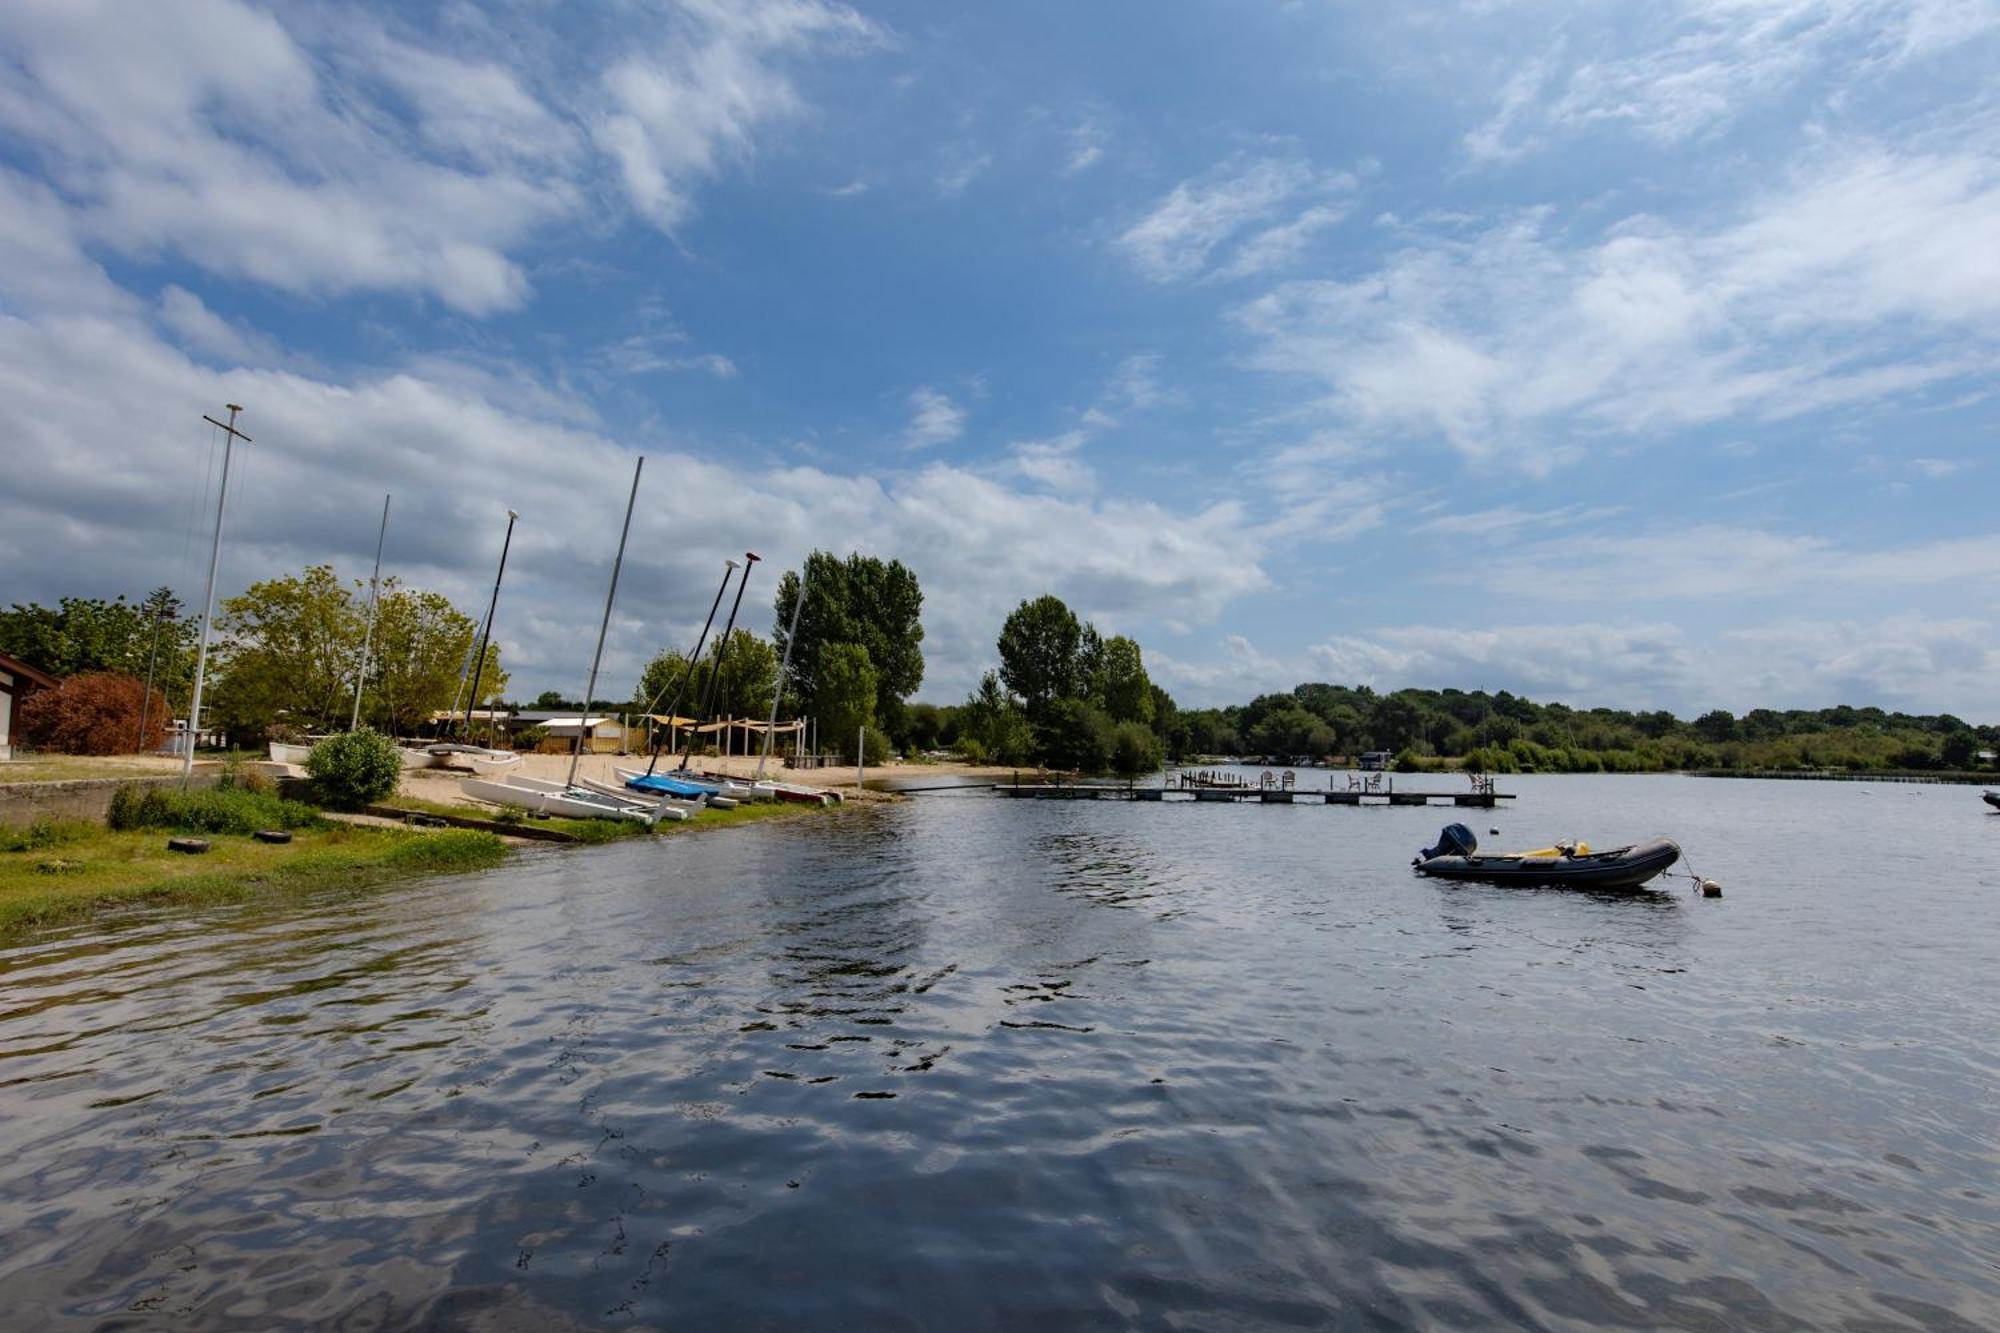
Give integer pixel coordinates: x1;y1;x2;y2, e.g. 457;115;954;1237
1;774;1996;1328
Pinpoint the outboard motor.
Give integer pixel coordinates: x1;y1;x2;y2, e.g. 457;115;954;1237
1419;823;1477;862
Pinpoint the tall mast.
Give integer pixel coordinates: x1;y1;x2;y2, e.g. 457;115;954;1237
680;551;759;771
566;457;644;789
463;509;517;737
182;405;250;788
643;557;736;776
756;571;809;779
349;493;392;731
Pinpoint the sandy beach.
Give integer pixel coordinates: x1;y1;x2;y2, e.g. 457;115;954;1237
395;750;1024;808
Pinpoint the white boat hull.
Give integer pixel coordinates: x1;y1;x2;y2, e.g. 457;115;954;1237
576;776;695;820
459;777;656;823
268;741;313;766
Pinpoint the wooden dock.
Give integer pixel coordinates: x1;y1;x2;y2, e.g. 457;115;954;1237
993;782;1513;808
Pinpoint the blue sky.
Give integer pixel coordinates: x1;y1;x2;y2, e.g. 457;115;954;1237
1;0;1996;716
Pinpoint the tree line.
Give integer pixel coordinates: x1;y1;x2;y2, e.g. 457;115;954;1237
1174;683;1999;774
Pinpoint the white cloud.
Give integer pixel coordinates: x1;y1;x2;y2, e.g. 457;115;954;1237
0;304;1268;706
156;285;285;366
1719;614;2000;713
0;0;873;313
0;0;578;315
593;0;875;230
904;386;967;448
1118;157;1353;283
1062;121;1107;175
935;148;992;196
1006;431;1094;494
1149;634;1295;702
1464;0;2000;156
1909;456;1965;478
1235;143;2000;466
1464;523;2000;604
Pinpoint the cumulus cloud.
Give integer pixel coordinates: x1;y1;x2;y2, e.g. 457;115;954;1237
0;283;1263;703
0;0;872;313
1235;143;2000;467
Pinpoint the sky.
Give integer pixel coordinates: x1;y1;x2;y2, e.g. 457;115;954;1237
1;0;1996;719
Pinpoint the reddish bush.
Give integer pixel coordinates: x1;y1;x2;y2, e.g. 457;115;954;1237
17;672;165;755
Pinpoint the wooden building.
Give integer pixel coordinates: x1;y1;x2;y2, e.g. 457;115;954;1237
0;651;58;761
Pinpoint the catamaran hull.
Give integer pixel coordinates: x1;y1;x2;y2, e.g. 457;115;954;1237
459;777;655;822
614;768;742;809
576;776;695;820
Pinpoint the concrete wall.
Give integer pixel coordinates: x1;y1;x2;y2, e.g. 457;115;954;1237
0;771;223;828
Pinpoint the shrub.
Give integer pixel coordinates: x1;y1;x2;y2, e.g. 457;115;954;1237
17;672;163;755
305;730;404;809
0;820;91;853
106;783;323;834
1109;722;1164;776
512;725;549;752
954;736;988;765
858;725;891;766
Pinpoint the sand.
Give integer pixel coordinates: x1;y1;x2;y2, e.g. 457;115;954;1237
394;749;1023;808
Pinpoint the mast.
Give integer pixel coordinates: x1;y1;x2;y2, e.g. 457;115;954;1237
643;558;736;776
566;458;644;789
679;551;759;771
756;570;809;779
349;493;392;731
182;405;250;788
462;509;518;738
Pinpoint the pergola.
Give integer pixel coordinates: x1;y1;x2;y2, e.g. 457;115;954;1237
643;715;807;758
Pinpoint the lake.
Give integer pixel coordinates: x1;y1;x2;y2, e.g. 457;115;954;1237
1;773;1996;1329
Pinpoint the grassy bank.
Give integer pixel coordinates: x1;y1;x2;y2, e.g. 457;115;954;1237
1;781;846;935
0;821;508;934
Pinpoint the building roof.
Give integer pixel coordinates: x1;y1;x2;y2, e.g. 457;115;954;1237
0;651;58;689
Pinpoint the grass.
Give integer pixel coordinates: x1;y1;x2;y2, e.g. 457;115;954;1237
0;774;842;935
0;754;187;784
0;824;507;934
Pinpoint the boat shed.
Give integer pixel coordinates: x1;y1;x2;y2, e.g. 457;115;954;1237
0;651;58;761
533;716;626;753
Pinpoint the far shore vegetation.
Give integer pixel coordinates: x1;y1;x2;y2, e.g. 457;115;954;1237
7;571;1994;786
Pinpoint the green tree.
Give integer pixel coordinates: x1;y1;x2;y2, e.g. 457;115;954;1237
772;552;925;722
0;591;197;698
1096;635;1154;725
210;565;364;734
1109;721;1164;775
1039;698;1116;772
1250;706;1334;759
705;628;780;720
364;584;489;734
815;643;878;762
631;651;693;716
996;595;1083;718
958;670;1035;764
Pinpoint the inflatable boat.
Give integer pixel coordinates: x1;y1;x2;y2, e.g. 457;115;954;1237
1413;824;1681;891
